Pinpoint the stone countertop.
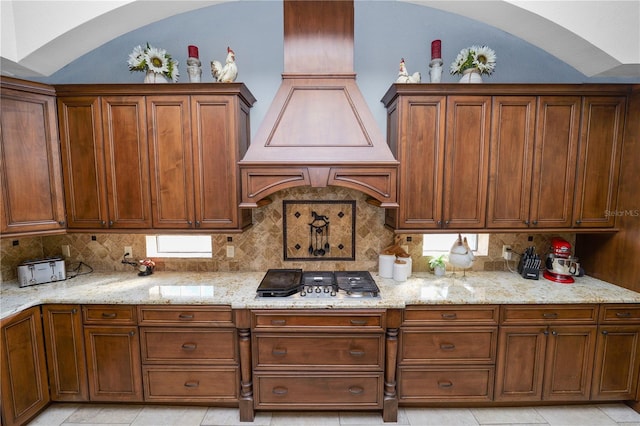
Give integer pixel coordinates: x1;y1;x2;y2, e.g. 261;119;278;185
2;270;640;320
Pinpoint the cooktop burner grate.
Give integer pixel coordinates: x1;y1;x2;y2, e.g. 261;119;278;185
334;271;379;297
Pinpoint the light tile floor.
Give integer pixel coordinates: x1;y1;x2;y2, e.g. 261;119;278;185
27;403;640;426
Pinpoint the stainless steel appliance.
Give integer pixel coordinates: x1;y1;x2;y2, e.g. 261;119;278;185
256;269;380;299
17;257;66;287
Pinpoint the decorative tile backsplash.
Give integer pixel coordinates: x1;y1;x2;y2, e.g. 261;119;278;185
0;187;575;282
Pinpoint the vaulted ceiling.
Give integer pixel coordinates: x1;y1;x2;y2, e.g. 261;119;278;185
1;0;639;78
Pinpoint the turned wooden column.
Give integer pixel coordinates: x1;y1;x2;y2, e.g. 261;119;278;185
235;309;254;422
383;309;402;422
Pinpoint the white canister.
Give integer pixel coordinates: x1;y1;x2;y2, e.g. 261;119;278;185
393;259;409;282
397;254;412;277
378;254;396;278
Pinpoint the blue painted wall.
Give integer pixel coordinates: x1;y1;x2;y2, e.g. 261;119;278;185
34;1;638;136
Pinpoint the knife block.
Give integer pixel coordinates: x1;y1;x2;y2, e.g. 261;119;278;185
518;257;540;280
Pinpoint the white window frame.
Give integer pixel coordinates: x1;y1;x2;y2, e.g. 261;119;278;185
145;235;212;258
422;233;489;257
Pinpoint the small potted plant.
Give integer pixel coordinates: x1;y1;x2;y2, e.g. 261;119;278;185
429;254;447;277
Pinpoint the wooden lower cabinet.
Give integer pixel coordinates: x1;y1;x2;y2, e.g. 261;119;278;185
137;305;239;403
591;304;640;400
42;304;88;401
495;305;598;402
0;307;50;426
251;310;389;415
398;306;499;403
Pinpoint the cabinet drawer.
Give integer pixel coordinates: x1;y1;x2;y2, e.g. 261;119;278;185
501;305;597;325
400;328;497;364
254;334;384;370
403;305;498;325
599;305;640;324
253;310;384;331
82;305;137;325
398;366;494;401
138;305;233;326
254;372;382;408
143;366;238;402
140;328;237;364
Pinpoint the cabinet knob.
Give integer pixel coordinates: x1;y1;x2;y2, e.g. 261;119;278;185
532;220;538;225
187;221;193;226
109;220;114;227
58;220;66;226
437;220;442;226
129;331;135;336
575;219;582;225
543;330;549;336
551;330;558;336
195;221;201;227
272;386;288;395
602;330;609;335
100;220;106;226
524;220;530;225
181;343;197;351
445;220;450;226
71;308;77;314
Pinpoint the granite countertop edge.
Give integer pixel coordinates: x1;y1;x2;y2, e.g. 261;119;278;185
2;270;640;320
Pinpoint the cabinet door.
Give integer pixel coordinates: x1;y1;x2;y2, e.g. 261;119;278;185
591;325;640;400
1;86;66;234
394;96;446;229
42;304;88;401
84;326;143;401
191;95;243;229
543;326;596;401
530;96;580;228
101;96;152;228
442;96;491;228
487;96;536;228
147;96;195;228
58;96;109;228
573;96;626;228
494;326;547;401
0;307;50;426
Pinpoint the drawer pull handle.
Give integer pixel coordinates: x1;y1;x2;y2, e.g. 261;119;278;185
184;381;199;388
272;386;288;395
441;313;457;320
438;380;453;388
615;312;632;318
543;313;558;319
178;313;194;319
350;319;368;325
349;349;365;357
182;343;197;351
272;348;287;356
348;386;364;395
440;343;456;351
101;312;117;318
271;319;286;325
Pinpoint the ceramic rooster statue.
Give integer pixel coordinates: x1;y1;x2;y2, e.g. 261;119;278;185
396;58;421;83
211;47;238;82
448;234;475;276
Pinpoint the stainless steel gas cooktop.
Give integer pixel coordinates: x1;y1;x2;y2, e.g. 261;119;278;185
256;269;380;299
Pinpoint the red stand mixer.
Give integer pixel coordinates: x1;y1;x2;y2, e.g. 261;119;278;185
543;237;581;284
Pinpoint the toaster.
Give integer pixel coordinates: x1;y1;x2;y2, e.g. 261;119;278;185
17;257;66;287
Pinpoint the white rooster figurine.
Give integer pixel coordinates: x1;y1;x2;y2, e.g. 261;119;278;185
448;234;475;276
396;58;421;83
211;47;238;82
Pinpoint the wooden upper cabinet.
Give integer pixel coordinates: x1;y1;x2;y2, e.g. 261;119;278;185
443;96;491;229
530;96;581;228
389;95;446;229
148;93;252;230
147;95;194;228
0;78;66;235
58;95;151;229
573;96;626;228
487;96;536;228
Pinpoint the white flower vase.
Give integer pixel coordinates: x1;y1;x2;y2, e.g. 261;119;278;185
144;71;168;84
459;68;483;83
434;265;446;276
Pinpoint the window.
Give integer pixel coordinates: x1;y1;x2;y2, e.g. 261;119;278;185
145;235;212;258
422;233;489;257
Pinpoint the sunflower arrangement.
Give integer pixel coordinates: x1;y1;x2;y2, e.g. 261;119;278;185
450;45;497;76
128;43;179;82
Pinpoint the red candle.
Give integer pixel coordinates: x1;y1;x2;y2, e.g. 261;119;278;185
431;39;441;60
188;45;199;58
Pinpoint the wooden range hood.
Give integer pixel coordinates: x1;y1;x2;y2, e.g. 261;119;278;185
238;0;398;207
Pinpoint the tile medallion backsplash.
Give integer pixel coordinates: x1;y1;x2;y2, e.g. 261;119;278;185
1;187;576;282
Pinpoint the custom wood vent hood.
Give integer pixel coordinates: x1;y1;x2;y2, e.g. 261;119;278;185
238;0;398;208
